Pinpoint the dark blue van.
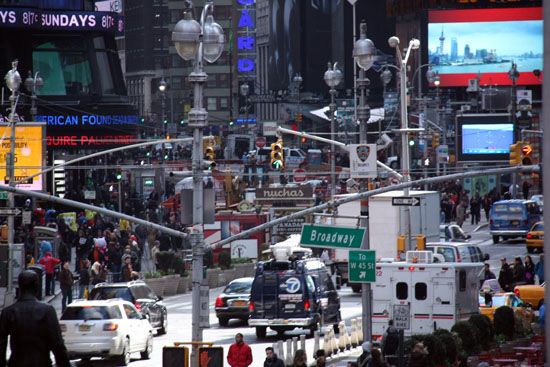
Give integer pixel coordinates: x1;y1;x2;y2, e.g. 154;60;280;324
490;199;541;244
248;258;341;338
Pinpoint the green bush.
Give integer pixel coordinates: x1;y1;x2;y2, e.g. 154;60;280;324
468;314;494;350
218;251;232;270
494;306;515;340
432;329;459;365
232;257;251;264
514;314;525;338
156;251;176;274
203;250;214;268
451;321;479;355
172;256;187;277
422;333;446;367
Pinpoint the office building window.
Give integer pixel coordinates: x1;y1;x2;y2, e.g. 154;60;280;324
220;98;229;109
207;98;217;111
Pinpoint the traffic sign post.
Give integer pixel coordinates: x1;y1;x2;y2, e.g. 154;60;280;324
0;208;21;216
300;224;365;249
393;304;410;367
293;168;306;182
348;250;376;282
391;197;420;206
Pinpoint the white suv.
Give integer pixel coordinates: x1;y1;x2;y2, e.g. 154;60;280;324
60;299;154;365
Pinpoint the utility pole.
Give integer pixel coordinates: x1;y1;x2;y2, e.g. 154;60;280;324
324;63;343;202
4;60;21;303
509;62;519;199
543;0;550;353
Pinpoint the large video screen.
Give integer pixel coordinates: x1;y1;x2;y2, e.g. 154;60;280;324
428;8;542;87
456;114;514;162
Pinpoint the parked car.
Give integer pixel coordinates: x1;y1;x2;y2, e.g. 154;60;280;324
60;299;153;365
214;277;253;326
426;242;489;263
526;221;544;253
478;292;533;322
489;199;541;244
514;282;545;310
89;280;168;335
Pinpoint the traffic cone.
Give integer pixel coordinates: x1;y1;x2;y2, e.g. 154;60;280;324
350;319;359;348
322;331;331;358
330;327;338;356
285;339;292;366
313;331;320;359
338;321;346;352
357;317;364;344
277;340;285;362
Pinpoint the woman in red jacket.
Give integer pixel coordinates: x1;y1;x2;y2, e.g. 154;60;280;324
227;333;253;367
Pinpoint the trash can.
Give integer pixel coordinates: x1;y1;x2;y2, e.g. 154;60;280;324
27;264;45;300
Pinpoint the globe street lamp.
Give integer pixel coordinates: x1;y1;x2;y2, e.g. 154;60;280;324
172;1;224;363
24;71;44;121
508;62;520;198
158;78;168;137
324;62;343;201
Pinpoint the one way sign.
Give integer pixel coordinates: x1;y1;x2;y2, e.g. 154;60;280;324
392;197;421;206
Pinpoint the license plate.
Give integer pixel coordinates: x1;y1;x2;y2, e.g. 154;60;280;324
79;324;91;332
232;300;246;307
284;303;296;311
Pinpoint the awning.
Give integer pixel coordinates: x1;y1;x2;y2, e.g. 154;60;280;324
308;107;385;124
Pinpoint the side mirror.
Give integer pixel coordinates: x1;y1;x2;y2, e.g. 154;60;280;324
484;253;490;261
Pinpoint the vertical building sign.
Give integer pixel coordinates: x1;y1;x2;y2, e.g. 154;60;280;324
235;0;256;79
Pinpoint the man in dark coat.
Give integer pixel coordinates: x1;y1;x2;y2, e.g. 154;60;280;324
0;270;70;367
263;347;284;367
498;257;514;292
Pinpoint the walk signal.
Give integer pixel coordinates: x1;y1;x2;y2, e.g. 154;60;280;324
270;138;284;170
509;143;521;166
116;170;122;181
204;138;216;170
431;133;440;148
521;144;533;165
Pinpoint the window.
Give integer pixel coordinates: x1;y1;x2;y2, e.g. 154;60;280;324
429;247;455;262
223;280;252;294
171;10;182;23
459;270;467;292
218;74;229;87
61;306;122;320
207;75;217;88
207;98;217;110
90;287;133;302
123;304;141;319
33;37;93;96
414;283;427;300
396;282;408;300
220;98;229;109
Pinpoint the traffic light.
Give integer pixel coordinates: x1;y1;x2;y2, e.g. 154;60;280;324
521;144;533;165
509;142;522;166
140;117;145;123
431;133;440;148
116;170;122;181
270;138;284;170
204;138;216;170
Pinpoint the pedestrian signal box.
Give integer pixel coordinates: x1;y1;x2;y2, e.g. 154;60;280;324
198;347;224;367
162;346;189;367
521;144;533;165
509;143;521;166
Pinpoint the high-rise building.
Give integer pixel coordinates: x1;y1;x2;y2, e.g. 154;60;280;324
439;28;445;56
451;37;458;61
464;44;472;59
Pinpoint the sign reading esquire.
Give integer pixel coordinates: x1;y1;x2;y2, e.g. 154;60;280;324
0;124;45;191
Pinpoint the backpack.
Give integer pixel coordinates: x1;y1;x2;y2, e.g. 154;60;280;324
383;327;399;355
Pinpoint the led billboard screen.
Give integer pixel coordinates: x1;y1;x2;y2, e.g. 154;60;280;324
428;7;542;87
456;114;514;162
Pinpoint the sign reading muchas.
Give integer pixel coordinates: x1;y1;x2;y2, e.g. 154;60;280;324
300;224;365;249
256;185;313;200
235;0;256;77
0;8;123;33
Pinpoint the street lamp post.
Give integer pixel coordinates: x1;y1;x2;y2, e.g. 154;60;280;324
172;2;224;366
4;60;21;301
508;62;519;199
159;78;168;137
388;36;420;252
24;71;43;121
353;20;375;344
324;63;343;202
239;82;250;134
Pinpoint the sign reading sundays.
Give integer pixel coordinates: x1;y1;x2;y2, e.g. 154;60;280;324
0;8;123;33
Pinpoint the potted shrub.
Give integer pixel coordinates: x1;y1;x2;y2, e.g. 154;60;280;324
494;306;515;341
432;329;459;366
468;314;494;350
451;320;480;355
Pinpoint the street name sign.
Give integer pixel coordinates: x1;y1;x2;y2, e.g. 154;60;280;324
391;197;420;206
348;250;376;282
300;224;365;249
0;192;6;200
0;208;21;216
393;304;411;330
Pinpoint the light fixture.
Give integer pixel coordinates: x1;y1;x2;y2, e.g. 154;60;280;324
158;78;168;92
324;62;343;88
508;62;519;83
388;36;400;48
434;73;441;87
380;68;392;87
353;21;376;71
426;66;436;84
202;14;225;63
172;11;201;61
4;60;21;92
24;71;44;93
240;83;250;97
293;73;303;84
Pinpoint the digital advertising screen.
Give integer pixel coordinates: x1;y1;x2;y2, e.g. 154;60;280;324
456;114;514;162
427;7;543;87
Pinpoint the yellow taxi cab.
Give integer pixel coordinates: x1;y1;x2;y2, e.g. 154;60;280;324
526;221;544;253
514;282;545;310
478;292;533;322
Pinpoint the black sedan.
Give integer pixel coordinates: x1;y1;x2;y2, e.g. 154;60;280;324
214;277;253;326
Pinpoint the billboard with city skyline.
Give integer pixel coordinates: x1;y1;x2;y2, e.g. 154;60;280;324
427;7;542;87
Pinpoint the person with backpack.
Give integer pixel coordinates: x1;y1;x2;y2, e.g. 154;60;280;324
381;320;399;364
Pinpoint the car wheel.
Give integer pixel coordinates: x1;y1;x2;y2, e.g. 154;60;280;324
492;235;500;244
116;338;131;366
140;334;153;360
157;313;167;335
255;326;267;338
218;317;229;327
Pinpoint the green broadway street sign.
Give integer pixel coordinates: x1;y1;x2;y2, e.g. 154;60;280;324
348;250;376;283
300;224;365;249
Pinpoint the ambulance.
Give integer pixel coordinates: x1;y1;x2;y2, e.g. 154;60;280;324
372;251;482;338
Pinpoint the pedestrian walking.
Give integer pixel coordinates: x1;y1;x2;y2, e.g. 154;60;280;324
38;251;61;296
381;320;399;365
479;263;496;288
512;256;526;286
482;195;492;221
79;259;91;299
535;254;544;284
470;193;481;225
0;270;71;366
522;180;531;200
456;201;466;227
59;262;74;312
524;255;536;285
264;347;284;367
293;349;307;367
227;333;253;367
121;257;133;282
151;240;160;272
498;258;514;292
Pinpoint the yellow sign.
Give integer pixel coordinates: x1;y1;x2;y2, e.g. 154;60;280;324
0;125;44;190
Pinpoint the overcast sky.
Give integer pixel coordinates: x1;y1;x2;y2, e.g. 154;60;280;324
428;20;542;56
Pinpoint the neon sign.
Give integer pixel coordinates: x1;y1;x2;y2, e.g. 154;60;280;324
236;0;256;76
36;114;140;126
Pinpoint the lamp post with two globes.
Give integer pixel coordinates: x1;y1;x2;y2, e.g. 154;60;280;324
324;63;343;201
172;1;224;363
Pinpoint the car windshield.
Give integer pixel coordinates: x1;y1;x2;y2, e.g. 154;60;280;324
61;305;122;320
90;287;133;302
427;246;456;262
532;223;544;232
224;280;252;294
